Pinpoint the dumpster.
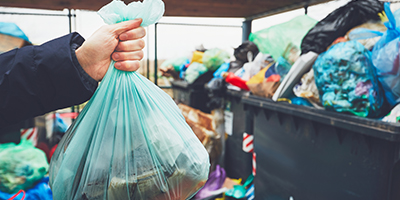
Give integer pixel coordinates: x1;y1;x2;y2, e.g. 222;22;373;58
242;95;400;200
224;89;253;181
171;71;214;113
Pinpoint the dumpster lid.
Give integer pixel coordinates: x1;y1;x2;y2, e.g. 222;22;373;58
242;95;400;142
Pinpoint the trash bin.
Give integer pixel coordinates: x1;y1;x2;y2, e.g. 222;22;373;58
224;89;253;181
171;71;213;113
242;95;400;200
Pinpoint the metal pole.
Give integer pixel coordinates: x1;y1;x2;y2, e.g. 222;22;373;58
242;19;252;42
154;23;158;86
68;9;75;115
146;27;150;79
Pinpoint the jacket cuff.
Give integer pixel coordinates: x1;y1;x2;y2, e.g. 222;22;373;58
70;33;98;92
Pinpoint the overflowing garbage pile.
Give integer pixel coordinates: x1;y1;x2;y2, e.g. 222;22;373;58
161;0;400;122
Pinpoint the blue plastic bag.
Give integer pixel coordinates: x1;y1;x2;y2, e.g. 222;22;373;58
372;3;400;106
0;177;53;200
313;41;383;117
49;1;210;200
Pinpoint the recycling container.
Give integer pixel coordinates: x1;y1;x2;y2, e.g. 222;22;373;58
242;95;400;200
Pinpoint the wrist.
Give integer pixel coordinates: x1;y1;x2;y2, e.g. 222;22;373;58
76;46;98;81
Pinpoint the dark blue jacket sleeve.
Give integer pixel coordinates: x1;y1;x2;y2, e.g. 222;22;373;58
0;32;98;128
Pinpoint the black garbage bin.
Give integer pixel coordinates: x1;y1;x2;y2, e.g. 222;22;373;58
223;89;253;181
170;71;214;113
242;95;400;200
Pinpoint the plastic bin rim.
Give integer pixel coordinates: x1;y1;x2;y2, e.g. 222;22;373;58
242;95;400;142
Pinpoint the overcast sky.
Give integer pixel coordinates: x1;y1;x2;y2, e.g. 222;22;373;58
0;0;352;60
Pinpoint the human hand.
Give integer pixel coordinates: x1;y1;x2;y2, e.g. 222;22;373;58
75;18;145;81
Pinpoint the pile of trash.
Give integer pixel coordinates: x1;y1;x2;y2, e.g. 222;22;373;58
161;0;400;122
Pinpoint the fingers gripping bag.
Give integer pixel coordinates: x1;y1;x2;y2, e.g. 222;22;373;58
48;1;210;199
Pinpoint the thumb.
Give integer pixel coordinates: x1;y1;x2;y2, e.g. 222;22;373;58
112;18;143;36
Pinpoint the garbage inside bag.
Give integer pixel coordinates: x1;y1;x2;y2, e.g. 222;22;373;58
185;62;208;84
301;0;384;55
250;15;317;60
346;23;386;50
213;62;230;79
223;72;249;91
293;68;321;106
49;1;210;200
203;48;230;71
234;53;273;81
161;57;189;72
313;41;384;117
233;41;259;63
372;3;400;106
0;140;49;194
227;60;244;74
191;51;205;64
0;177;53;200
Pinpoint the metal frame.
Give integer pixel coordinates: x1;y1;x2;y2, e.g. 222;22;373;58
152;21;245;87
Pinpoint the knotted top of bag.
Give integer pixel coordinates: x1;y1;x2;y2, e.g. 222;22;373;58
98;0;165;27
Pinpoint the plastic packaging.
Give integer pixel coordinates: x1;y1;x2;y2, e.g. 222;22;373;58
224;72;249;91
0;140;49;194
372;3;400;106
250;15;317;60
185;62;208;84
202;48;230;71
301;0;384;54
293;68;321;106
49;1;210;200
161;57;189;72
0;177;53;200
233;41;259;63
313;41;383;117
194;165;226;199
382;104;400;123
235;53;272;81
191;51;204;64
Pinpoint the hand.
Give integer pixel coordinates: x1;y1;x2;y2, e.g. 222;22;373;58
75;18;145;81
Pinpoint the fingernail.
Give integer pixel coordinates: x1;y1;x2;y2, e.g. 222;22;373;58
114;53;120;59
114;62;121;68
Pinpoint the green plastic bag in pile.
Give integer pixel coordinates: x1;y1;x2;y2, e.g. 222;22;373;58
0;140;49;194
249;15;318;61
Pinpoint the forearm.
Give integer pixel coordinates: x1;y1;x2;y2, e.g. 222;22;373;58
0;33;97;127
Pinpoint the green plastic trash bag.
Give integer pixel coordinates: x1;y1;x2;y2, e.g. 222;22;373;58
249;15;318;61
49;1;210;200
202;48;230;71
0;140;49;194
185;62;208;84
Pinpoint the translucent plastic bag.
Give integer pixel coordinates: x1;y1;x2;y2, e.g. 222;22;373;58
49;1;210;199
249;15;317;60
313;41;383;117
202;48;230;71
372;3;400;106
185;62;208;84
0;140;49;194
